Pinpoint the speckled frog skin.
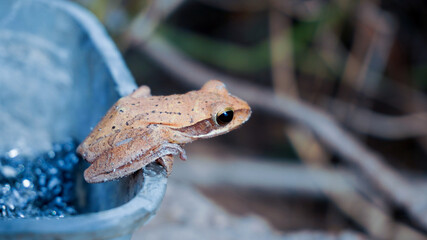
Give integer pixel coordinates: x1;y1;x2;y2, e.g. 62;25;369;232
77;80;251;183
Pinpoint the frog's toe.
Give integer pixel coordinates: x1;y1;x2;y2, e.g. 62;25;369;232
130;85;151;98
157;155;174;176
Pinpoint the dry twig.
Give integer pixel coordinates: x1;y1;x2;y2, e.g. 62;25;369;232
325;98;427;139
172;155;369;198
268;14;425;233
287;126;427;240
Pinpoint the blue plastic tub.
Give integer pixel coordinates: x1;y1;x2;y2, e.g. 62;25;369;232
0;1;167;239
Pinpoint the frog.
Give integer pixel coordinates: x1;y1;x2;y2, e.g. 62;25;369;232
77;80;251;183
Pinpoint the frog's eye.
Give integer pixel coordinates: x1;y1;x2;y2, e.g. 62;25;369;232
215;108;234;126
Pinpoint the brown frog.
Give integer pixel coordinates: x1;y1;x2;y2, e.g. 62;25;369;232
77;80;251;183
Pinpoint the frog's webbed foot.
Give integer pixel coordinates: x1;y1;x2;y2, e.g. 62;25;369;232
157;155;174;176
130;85;151;98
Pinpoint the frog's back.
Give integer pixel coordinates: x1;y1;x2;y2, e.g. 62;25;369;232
118;91;221;127
77;83;238;162
77;92;195;162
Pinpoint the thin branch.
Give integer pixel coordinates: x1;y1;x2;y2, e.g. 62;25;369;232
121;0;185;47
341;2;395;93
286;126;427;240
325;98;427;139
195;0;324;20
310;3;427;116
172;155;372;198
337;2;395;125
312;7;427;151
269;8;298;97
133;36;427;231
267;10;393;235
374;80;427;114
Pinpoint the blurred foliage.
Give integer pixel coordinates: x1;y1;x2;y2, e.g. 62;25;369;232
76;0;427;92
77;0;349;78
158;24;271;73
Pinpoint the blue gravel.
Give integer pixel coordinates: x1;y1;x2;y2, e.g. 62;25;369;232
0;139;81;218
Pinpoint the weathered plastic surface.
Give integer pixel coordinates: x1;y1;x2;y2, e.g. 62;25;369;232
0;0;167;239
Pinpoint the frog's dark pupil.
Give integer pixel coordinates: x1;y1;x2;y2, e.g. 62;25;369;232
217;110;234;126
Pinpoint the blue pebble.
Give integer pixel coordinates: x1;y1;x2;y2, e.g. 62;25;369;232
0;140;81;218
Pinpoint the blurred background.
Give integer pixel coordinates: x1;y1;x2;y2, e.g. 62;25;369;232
74;0;427;239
